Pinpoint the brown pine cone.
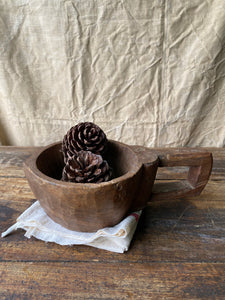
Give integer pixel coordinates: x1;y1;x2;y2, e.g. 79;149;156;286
62;122;107;163
62;150;112;183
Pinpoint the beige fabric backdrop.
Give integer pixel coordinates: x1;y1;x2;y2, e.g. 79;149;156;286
0;0;225;147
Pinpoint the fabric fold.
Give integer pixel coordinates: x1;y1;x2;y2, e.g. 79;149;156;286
1;201;141;253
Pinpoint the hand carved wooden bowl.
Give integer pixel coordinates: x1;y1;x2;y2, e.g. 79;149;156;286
24;140;212;232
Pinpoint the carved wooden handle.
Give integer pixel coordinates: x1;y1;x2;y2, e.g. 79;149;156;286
150;148;213;201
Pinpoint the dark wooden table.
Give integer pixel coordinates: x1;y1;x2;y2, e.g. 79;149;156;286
0;146;225;299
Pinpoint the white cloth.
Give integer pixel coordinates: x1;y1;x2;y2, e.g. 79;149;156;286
1;201;141;253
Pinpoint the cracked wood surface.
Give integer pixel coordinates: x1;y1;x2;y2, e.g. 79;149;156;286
0;146;225;299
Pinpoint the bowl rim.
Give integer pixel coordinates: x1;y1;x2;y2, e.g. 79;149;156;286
24;140;143;189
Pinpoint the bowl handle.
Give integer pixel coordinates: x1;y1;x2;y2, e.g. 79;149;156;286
150;148;213;201
131;146;213;202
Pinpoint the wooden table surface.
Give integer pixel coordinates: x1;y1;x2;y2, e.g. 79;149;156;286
0;146;225;299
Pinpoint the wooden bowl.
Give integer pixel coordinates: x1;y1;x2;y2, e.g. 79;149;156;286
24;140;212;232
24;140;158;232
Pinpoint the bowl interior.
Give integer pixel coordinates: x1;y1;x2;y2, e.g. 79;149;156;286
36;141;139;181
36;143;64;180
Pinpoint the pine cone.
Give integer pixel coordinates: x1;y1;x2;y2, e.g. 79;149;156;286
62;150;112;183
62;122;107;163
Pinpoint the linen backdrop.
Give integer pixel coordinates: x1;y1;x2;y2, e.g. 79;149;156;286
0;0;225;147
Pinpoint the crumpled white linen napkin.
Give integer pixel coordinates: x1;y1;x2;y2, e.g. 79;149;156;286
1;201;141;253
